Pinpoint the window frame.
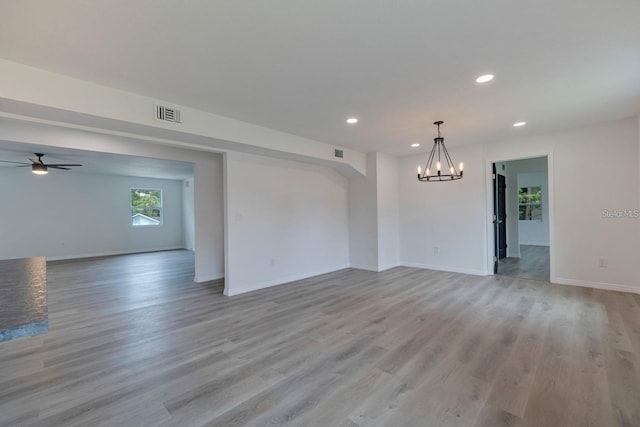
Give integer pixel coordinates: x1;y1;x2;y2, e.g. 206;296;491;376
130;187;163;227
518;185;542;221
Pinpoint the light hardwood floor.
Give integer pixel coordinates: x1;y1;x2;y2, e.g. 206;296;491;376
498;245;550;282
1;250;639;426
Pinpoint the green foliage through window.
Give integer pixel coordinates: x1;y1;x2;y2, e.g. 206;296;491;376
518;186;542;220
131;188;162;226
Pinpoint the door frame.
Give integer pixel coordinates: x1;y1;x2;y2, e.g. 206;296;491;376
484;152;556;283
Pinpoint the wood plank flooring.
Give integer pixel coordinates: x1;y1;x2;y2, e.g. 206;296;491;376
0;250;639;426
498;245;550;282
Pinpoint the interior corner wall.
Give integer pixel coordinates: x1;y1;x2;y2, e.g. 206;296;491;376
398;144;487;275
0;168;184;260
193;156;225;282
224;151;350;296
348;153;378;271
375;153;400;271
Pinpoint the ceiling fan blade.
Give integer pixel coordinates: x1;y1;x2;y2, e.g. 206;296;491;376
46;164;83;167
28;158;42;164
16;165;32;167
0;160;30;165
48;166;71;170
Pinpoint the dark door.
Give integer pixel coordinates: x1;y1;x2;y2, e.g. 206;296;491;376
493;164;508;273
497;174;507;259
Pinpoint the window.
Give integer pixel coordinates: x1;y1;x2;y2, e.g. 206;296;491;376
131;188;162;226
518;186;542;221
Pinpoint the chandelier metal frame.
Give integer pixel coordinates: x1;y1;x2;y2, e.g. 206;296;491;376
417;121;463;182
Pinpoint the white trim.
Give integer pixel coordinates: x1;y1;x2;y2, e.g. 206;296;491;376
401;262;489;276
45;246;186;261
554;277;640;295
224;264;350;296
222;152;231;296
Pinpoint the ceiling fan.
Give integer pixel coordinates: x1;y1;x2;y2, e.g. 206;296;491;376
0;153;83;175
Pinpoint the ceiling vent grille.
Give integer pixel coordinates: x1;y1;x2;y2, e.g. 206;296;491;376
334;149;344;158
156;105;181;123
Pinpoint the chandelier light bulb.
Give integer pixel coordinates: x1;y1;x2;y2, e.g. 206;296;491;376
417;165;422;174
436;161;441;171
459;162;464;171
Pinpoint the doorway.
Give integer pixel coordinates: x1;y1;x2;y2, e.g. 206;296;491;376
492;157;550;281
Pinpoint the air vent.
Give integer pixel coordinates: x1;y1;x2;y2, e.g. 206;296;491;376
156;105;182;123
334;149;344;158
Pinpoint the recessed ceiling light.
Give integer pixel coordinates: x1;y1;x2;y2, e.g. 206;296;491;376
346;117;358;124
513;121;527;127
411;143;420;147
476;74;494;83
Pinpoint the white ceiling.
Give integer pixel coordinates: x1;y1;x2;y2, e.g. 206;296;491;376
0;141;193;180
0;1;639;155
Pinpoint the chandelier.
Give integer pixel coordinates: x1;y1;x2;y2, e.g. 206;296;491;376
417;121;463;182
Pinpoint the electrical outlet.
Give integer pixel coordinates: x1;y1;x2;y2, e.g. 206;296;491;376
599;258;608;268
270;258;276;267
434;247;439;254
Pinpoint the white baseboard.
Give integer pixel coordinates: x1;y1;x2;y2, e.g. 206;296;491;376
46;246;187;261
224;264;350;296
401;262;489;276
554;277;640;295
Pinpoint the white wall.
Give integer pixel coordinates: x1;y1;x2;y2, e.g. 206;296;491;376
0;168;184;260
0;59;366;176
194;157;225;282
376;153;400;270
348;153;378;271
485;117;640;292
182;177;195;250
399;144;487;275
0;118;225;283
398;116;640;293
347;152;400;272
518;169;550;246
224;152;350;295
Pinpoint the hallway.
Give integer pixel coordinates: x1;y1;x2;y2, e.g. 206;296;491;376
498;245;550;281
